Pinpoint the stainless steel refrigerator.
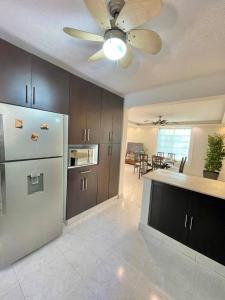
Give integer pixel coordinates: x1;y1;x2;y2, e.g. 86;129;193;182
0;103;66;268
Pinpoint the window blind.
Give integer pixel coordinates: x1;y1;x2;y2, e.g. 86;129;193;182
157;128;192;161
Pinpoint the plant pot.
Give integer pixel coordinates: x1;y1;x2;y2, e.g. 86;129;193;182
203;170;219;180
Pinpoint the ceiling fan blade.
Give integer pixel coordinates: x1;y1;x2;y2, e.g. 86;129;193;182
116;0;162;32
128;29;162;54
119;46;133;68
88;49;105;62
63;27;104;42
84;0;111;30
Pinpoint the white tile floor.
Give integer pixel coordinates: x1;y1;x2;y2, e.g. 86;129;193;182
1;165;225;299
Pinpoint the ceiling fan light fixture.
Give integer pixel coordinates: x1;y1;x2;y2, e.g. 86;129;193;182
103;37;127;60
103;28;127;61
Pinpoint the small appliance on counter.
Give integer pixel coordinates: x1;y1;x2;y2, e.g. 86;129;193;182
68;144;99;168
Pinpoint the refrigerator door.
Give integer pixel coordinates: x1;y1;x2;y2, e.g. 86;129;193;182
0;157;63;268
0;103;63;162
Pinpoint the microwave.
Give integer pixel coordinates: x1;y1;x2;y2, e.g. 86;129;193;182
68;144;99;168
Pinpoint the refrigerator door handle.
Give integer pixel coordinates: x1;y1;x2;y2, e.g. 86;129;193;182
32;87;36;105
25;85;28;104
0;164;6;216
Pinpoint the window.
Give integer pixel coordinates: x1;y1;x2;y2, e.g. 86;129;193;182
157;128;192;161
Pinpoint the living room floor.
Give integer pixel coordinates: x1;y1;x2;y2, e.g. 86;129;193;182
1;165;225;300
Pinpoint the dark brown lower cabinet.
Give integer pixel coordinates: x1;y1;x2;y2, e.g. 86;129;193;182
149;182;190;244
149;181;225;265
187;194;225;265
66;166;97;219
97;143;121;204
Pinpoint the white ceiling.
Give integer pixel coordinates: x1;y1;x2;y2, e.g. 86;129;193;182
0;0;225;95
128;97;225;124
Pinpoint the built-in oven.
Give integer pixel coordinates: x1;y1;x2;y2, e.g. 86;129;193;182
68;144;99;168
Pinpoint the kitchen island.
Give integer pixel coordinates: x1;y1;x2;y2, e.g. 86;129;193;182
140;170;225;269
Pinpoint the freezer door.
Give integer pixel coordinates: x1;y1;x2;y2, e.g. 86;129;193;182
0;103;63;161
0;157;63;268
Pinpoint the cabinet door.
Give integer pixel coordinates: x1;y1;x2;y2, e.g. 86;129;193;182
149;182;190;244
69;76;87;144
100;90;114;143
0;39;31;107
112;96;123;143
97;144;111;204
109;144;121;199
188;193;225;265
66;167;97;219
31;56;69;114
66;168;83;219
86;83;101;144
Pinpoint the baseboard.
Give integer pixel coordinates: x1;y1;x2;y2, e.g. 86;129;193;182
139;223;225;279
64;195;118;226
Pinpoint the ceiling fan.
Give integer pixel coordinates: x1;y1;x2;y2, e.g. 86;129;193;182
153;116;168;126
63;0;162;68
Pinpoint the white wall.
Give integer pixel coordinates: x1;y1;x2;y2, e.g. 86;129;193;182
119;108;129;198
126;125;225;181
127;126;158;156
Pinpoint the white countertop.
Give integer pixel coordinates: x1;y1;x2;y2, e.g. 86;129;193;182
144;170;225;200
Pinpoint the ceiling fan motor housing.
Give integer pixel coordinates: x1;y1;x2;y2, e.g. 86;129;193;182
108;0;125;18
104;28;126;42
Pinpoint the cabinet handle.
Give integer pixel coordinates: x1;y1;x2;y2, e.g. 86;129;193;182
0;164;6;216
87;129;90;142
111;131;114;142
189;216;194;231
25;85;28;104
184;214;188;228
109;131;111;142
82;129;87;142
108;145;111;156
80;170;91;174
85;177;88;190
80;178;84;191
32;87;36;105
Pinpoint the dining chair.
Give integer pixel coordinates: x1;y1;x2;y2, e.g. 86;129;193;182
157;152;165;157
179;157;187;173
138;154;152;179
133;153;141;173
152;155;166;170
167;153;175;161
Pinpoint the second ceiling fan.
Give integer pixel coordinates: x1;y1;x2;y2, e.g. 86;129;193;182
63;0;163;68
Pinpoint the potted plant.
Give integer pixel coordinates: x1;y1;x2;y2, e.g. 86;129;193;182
203;134;225;180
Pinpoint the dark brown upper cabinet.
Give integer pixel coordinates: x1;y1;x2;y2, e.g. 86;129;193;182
31;56;69;114
100;89;123;144
0;38;69;114
0;39;31;107
69;75;101;144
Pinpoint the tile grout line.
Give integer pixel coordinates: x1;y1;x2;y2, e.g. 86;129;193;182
13;266;28;300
